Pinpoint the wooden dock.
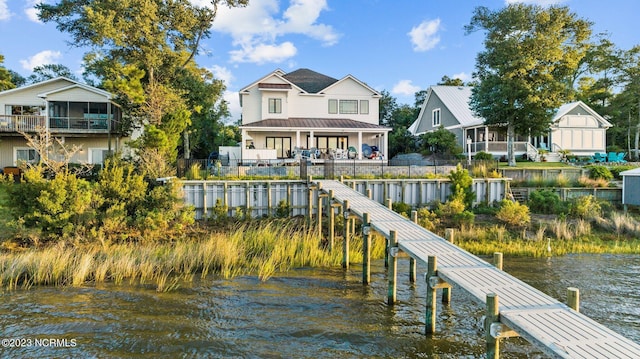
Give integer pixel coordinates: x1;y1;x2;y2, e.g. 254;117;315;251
314;179;640;359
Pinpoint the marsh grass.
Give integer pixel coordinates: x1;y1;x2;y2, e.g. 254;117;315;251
0;219;385;291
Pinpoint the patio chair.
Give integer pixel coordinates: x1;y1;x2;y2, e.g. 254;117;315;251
593;152;607;163
617;152;627;163
608;152;618;163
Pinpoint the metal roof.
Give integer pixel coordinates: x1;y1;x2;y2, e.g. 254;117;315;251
430;86;484;127
241;118;391;130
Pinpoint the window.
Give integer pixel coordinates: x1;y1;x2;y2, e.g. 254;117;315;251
268;98;282;114
339;100;358;114
359;100;369;114
432;108;441;127
266;137;292;158
89;148;111;165
14;147;39;165
328;99;338;114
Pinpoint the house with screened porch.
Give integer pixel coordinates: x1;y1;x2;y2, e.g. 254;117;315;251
408;86;612;161
0;77;126;170
237;68;391;162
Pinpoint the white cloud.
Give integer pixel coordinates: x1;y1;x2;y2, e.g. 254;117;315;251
408;19;441;52
209;65;234;87
452;72;471;82
224;90;242;123
19;50;62;71
24;0;41;22
392;80;421;96
230;41;297;64
505;0;565;5
0;0;12;21
212;0;339;64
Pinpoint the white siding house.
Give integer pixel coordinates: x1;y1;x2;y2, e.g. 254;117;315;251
0;77;127;169
409;86;612;161
238;68;390;160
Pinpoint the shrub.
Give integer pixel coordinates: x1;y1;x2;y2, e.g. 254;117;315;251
609;165;637;180
577;176;609;188
496;200;530;227
569;195;601;220
416;207;440;231
528;189;567;215
392;202;412;217
587;165;613;181
474;151;494;160
448;164;475;209
275;200;291;218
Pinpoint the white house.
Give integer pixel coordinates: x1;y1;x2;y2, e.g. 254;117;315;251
238;68;391;161
0;77;127;169
409;86;612;161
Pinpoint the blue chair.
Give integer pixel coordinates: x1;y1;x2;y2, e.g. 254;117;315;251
617;152;627;163
608;152;618;163
592;152;607;163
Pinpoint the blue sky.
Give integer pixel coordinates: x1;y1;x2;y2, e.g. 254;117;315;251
1;0;639;122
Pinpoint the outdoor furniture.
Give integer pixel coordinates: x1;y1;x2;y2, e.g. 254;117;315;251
608;152;618;162
591;152;607;163
617;152;627;163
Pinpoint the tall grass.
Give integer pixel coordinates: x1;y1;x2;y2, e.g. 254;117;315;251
0;219;385;291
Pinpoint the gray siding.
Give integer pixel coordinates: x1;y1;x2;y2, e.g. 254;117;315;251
624;176;640;205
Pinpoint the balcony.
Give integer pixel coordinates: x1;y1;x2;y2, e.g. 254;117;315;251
0;115;116;134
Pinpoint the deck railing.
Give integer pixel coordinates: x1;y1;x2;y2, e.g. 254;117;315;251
0;115;114;133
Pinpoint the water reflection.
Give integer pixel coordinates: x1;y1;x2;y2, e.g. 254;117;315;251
0;255;638;358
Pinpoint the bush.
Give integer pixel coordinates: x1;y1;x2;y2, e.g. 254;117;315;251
448;164;475;209
587;165;613;181
569;195;602;220
609;165;637;180
392;202;412;217
275;200;291;218
528;189;567;215
416;207;440;231
474;151;494;160
496;200;530;227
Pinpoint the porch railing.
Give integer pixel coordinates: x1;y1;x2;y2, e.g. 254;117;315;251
469;141;530;153
0;115;113;133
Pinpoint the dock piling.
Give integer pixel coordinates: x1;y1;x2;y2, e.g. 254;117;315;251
568;287;580;312
362;212;371;285
486;293;500;359
387;230;398;305
342;200;350;269
426;255;438;334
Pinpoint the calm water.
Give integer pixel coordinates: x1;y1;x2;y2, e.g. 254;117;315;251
1;254;639;358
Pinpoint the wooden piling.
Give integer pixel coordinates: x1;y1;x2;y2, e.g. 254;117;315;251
567;287;580;312
384;197;392;268
363;212;371;285
202;182;208;218
307;182;314;228
366;188;372;199
329;190;335;250
409;210;418;283
317;184;323;238
445;228;455;244
342;200;350;269
426;255;438;334
493;252;503;270
486;293;500;359
388;230;398;305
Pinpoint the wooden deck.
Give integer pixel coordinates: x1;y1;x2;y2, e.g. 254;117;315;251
315;179;640;359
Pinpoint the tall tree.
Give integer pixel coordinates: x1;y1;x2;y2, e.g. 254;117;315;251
437;75;465;86
0;55;15;91
36;0;248;161
26;64;78;84
465;4;591;166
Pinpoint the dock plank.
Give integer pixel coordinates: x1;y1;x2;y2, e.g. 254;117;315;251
315;180;640;359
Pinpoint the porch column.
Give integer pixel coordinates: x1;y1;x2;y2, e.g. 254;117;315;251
484;127;489;153
241;129;248;160
309;130;314;149
382;133;388;159
358;131;363;159
296;130;301;149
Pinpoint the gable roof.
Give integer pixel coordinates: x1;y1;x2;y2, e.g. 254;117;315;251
282;68;339;93
0;76;114;100
431;86;483;127
552;101;612;128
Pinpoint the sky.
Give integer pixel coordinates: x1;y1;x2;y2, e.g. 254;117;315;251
1;0;640;122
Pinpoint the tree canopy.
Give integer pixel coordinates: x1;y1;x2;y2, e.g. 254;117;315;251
466;4;591;165
36;0;248;161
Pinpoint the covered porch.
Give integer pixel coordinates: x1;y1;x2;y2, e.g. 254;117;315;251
463;125;550;161
239;118;391;162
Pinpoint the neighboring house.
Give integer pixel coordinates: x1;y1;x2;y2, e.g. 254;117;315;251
409;86;612;161
0;77;125;169
238;68;390;161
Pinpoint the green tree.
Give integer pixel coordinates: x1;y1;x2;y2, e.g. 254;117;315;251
26;64;78;84
437;75;465;86
37;0;248;160
420;126;461;158
0;55;15;91
465;4;591;166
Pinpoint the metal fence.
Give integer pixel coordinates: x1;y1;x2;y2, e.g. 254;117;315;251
176;158;499;180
